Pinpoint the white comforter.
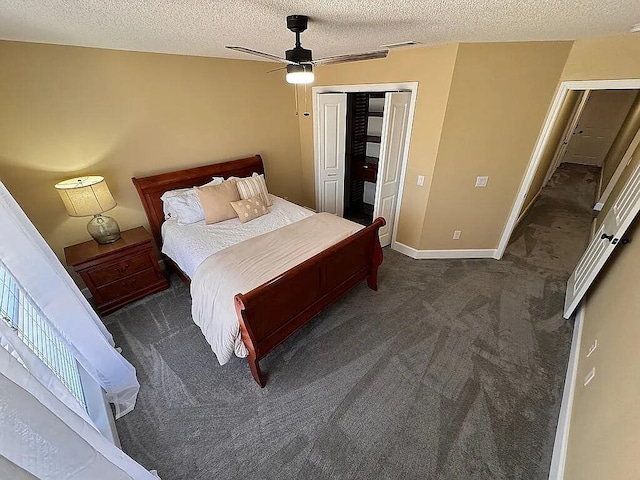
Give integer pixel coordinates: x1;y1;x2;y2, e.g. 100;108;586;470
190;213;364;365
161;195;313;277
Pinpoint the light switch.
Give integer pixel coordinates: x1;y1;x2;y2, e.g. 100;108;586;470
417;175;425;186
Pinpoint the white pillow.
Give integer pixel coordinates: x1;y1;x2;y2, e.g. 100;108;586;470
161;178;223;224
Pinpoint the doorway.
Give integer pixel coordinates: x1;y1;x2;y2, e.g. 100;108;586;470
343;92;385;226
498;79;640;259
561;90;636;167
493;78;640;321
540;89;639;203
312;82;418;248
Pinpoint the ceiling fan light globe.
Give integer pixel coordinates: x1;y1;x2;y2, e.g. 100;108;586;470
286;71;314;84
285;64;314;84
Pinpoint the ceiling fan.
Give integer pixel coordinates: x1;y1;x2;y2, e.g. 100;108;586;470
226;15;389;84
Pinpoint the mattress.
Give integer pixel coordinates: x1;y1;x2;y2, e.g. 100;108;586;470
161;195;314;278
190;213;364;364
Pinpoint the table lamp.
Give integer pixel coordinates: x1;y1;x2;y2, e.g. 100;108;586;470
55;176;121;244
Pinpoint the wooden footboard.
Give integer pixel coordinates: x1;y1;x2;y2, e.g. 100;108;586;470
234;217;385;387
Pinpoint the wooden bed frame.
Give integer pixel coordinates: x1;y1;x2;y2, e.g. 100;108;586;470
132;154;385;387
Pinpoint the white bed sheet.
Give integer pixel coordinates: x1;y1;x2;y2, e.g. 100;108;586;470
161;195;313;278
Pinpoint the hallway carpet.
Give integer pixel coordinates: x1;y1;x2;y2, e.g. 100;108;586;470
107;163;599;479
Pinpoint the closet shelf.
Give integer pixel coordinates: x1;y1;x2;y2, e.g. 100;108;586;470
368;111;384;117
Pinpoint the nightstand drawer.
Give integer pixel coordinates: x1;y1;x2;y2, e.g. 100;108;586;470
87;252;152;285
96;268;160;303
65;227;169;316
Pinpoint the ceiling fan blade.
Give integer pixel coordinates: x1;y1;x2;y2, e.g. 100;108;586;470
312;50;389;66
266;65;288;74
226;46;296;64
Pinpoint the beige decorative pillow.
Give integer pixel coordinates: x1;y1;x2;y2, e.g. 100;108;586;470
230;196;269;223
235;173;272;207
195;180;240;224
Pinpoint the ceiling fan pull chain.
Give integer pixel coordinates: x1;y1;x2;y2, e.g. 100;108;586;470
294;85;299;116
303;83;310;117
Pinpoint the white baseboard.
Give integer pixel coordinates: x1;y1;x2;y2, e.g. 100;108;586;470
392;242;499;260
549;305;585;479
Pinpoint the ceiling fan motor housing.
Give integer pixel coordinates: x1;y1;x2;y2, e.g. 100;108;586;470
286;15;312;63
286;46;312;63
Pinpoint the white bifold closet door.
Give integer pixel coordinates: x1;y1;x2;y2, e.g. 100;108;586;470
564;158;640;318
316;93;347;216
374;92;411;247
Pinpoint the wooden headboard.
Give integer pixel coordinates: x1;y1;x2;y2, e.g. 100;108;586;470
132;154;265;248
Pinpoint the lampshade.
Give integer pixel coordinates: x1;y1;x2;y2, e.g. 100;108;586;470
286;64;314;84
55;176;117;217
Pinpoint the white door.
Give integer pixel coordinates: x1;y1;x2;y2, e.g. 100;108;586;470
562;90;636;167
564;158;640;318
374;92;411;247
316;93;347;215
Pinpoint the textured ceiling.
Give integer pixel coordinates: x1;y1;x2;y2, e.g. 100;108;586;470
1;0;639;61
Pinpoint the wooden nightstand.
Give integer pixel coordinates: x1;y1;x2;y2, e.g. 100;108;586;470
64;227;169;316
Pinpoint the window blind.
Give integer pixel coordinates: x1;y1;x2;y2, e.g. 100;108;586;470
0;262;86;410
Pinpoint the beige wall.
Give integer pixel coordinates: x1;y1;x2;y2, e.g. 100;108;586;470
0;41;302;263
420;42;572;250
564;214;640;480
519;90;581;217
561;35;640;81
559;34;640;479
601;92;640;192
298;44;459;247
301;41;572;251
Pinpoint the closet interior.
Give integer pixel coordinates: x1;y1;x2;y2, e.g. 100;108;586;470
344;92;386;225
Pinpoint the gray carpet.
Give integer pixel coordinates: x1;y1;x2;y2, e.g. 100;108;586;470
106;163;599;480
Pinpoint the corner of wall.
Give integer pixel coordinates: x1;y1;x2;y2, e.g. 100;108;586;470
418;40;573;253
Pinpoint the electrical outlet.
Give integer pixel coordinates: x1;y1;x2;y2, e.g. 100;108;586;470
475;176;489;187
453;230;461;240
417;175;425;186
583;367;596;387
586;339;598;358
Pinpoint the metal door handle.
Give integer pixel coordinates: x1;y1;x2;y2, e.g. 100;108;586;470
601;233;632;245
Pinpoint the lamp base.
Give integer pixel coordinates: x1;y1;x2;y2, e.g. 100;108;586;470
87;214;121;244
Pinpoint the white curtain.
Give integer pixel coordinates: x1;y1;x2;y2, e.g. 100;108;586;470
0;346;158;479
0;180;139;417
0;318;91;423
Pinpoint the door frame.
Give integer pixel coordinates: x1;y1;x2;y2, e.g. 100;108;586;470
312;82;419;252
541;90;590;187
496;79;640;259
